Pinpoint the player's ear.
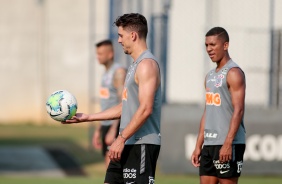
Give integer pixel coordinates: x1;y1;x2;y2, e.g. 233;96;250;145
109;51;114;60
131;31;138;41
224;42;229;51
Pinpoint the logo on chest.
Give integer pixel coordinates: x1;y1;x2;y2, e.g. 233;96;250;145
206;92;221;106
215;74;224;88
122;88;128;101
100;87;110;99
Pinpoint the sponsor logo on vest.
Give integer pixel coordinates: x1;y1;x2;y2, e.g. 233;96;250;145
123;168;136;179
122;87;128;101
215;74;224;88
185;134;282;161
206;92;221;106
221;68;228;75
204;132;218;139
204;129;218;141
99;87;110;99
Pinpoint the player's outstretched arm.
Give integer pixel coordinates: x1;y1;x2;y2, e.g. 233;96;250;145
219;67;245;162
62;103;122;124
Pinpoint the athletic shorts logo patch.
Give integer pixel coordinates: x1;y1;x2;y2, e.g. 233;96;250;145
149;176;155;184
237;160;243;173
213;160;230;170
220;170;229;174
123;168;136;179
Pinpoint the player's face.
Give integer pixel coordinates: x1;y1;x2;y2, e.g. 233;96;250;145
205;35;228;63
117;26;132;55
96;45;113;65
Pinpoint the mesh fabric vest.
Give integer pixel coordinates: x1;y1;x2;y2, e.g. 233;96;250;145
120;50;161;145
204;59;246;145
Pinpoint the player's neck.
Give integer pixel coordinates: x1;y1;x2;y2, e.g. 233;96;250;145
131;41;148;62
104;60;114;71
215;55;231;71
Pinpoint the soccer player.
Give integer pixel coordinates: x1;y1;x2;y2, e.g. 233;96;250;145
63;13;161;184
93;40;126;168
191;27;246;184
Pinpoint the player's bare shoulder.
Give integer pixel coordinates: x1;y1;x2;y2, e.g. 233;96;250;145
137;59;160;75
135;59;160;84
114;67;127;80
227;67;245;88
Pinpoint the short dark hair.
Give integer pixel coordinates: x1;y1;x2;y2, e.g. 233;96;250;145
96;39;113;48
205;27;229;42
114;13;148;39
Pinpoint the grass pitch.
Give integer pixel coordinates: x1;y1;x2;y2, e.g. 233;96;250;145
0;124;281;184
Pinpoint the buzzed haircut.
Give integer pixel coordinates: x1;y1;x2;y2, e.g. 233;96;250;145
114;13;148;39
96;39;113;48
205;27;229;43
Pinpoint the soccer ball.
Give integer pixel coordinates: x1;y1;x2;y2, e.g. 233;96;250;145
46;90;78;121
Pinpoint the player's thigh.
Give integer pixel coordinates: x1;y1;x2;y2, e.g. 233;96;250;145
200;146;217;177
122;144;160;184
104;160;124;184
200;175;218;184
218;177;238;184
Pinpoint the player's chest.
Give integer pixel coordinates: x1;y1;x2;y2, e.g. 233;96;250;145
206;72;227;92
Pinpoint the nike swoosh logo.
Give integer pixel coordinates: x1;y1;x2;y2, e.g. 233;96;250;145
49;111;63;117
220;170;229;174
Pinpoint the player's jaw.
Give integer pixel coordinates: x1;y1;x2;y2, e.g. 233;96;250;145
120;43;131;55
206;49;218;62
209;54;224;63
208;53;216;61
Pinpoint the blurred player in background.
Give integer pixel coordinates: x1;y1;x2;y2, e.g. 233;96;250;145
93;40;126;167
63;13;162;184
191;27;246;184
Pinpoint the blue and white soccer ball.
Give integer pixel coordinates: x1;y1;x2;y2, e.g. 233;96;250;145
46;90;78;122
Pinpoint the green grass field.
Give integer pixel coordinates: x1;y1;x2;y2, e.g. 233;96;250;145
0;124;281;184
1;174;282;184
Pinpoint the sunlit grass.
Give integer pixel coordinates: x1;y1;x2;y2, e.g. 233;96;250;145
0;124;282;184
